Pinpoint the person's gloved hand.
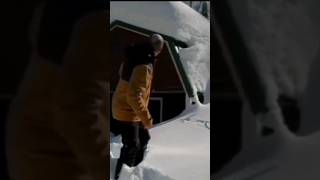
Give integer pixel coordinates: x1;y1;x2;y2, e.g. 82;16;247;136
143;117;153;129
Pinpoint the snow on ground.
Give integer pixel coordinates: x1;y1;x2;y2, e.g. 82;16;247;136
110;104;210;180
110;1;210;96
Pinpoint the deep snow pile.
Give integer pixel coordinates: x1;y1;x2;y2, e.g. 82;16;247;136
110;104;210;180
110;1;210;98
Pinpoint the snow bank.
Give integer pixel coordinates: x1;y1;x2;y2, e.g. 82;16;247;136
110;104;210;180
116;163;175;180
110;154;174;180
110;1;210;98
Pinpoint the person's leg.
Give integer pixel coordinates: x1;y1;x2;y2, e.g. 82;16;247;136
134;122;151;166
114;121;140;179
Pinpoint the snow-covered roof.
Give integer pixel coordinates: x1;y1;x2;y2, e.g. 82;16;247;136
110;1;210;98
110;1;209;45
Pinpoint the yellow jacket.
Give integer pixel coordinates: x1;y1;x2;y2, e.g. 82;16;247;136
112;63;153;124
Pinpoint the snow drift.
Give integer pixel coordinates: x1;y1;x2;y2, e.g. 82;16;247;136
110;104;210;180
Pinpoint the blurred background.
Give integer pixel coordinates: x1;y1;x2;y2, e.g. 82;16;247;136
214;0;320;179
0;1;42;179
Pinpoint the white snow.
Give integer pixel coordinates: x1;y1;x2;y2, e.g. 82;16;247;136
110;104;210;180
110;1;210;98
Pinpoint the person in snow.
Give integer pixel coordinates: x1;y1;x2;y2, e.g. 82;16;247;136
112;34;165;179
5;1;108;180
